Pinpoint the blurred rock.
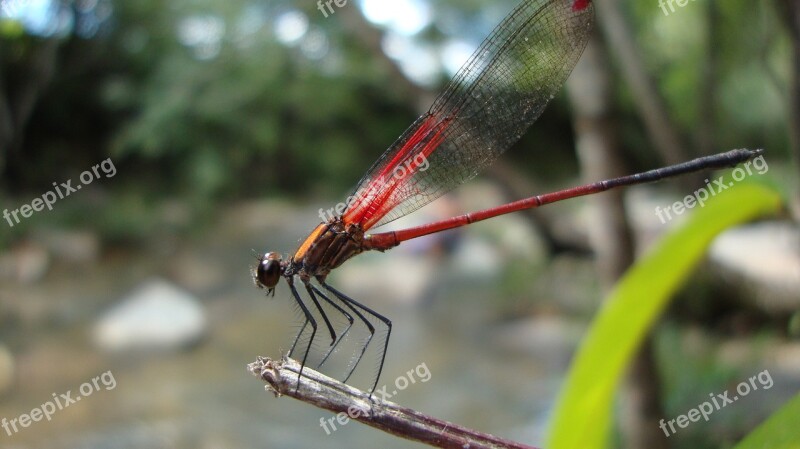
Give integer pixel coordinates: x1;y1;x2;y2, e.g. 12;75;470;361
0;241;50;283
35;228;100;264
93;279;207;352
0;344;14;395
709;221;800;313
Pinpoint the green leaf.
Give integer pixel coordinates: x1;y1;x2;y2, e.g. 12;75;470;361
733;393;800;449
546;182;784;449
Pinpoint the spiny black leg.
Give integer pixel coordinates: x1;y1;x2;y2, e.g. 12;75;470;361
321;281;392;396
288;319;308;357
304;282;354;368
314;283;374;383
287;277;316;392
303;279;338;346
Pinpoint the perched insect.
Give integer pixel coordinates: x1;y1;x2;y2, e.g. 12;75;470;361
253;0;761;393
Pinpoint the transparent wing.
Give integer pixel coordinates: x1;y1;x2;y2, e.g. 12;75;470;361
342;0;594;230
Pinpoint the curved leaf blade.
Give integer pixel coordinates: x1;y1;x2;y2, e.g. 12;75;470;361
733;393;800;449
547;182;784;449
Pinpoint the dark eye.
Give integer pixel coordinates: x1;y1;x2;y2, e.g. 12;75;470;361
256;252;282;290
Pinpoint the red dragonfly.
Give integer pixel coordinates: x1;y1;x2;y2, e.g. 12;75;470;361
253;0;761;393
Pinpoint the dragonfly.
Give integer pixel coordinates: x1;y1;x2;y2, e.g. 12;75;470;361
253;0;762;394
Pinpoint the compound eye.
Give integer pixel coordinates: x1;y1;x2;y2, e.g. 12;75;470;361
256;252;282;290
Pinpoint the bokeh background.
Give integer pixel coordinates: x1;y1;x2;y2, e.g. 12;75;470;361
1;0;799;448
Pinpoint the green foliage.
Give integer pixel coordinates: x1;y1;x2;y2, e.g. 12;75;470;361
2;0;417;209
1;0;796;239
104;0;415;202
546;182;784;449
625;0;789;160
0;18;25;38
733;393;800;449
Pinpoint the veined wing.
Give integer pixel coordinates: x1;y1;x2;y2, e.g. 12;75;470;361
342;0;594;230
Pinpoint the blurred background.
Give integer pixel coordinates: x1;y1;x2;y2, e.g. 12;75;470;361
1;0;799;448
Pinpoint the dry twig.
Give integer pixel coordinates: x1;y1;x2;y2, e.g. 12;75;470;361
248;356;538;449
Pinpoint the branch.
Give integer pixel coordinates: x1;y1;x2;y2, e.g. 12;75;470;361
778;0;800;219
247;356;538;449
593;0;690;166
